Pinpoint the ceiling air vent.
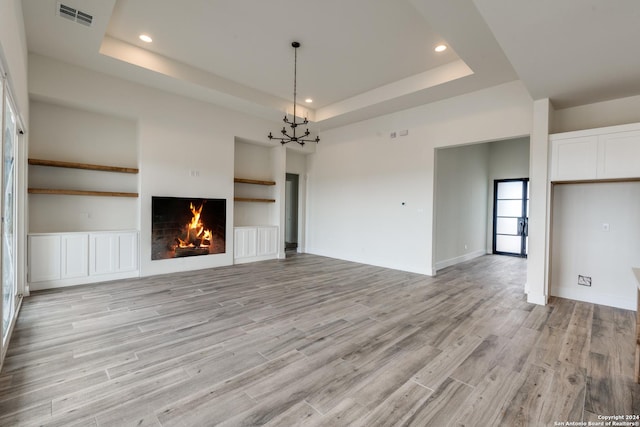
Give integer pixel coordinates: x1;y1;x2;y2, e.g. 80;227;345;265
57;3;93;27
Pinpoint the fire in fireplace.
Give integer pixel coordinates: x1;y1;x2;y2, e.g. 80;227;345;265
152;196;226;260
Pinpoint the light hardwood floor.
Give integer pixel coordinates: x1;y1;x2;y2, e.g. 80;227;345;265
0;254;638;426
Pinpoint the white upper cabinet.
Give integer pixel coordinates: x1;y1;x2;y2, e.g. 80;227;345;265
550;123;640;182
597;129;640;179
550;135;598;181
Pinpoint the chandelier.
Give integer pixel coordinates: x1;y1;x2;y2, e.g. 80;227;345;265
268;41;320;146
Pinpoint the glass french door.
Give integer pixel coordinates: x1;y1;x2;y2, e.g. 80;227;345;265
1;77;18;350
493;179;529;257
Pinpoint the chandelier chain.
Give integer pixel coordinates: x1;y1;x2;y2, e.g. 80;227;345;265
293;45;297;122
267;41;319;146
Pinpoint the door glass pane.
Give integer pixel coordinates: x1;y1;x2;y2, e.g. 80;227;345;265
497;181;523;199
2;97;16;345
497;200;523;217
494;179;528;257
496;217;518;235
496;235;522;254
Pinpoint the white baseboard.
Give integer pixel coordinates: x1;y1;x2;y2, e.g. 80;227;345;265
29;270;140;291
551;287;636;311
435;250;486;272
304;247;430;275
526;291;547;306
233;254;278;264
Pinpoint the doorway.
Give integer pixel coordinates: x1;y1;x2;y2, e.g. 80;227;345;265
493;178;529;257
285;173;299;251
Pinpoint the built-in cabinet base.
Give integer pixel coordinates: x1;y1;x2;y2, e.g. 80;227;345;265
28;230;139;291
234;226;278;264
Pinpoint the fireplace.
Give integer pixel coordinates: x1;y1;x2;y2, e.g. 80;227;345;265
152;196;226;260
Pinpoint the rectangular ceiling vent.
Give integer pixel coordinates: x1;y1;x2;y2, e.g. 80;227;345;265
57;3;93;27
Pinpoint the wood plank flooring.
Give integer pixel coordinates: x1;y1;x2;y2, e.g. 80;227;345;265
0;254;638;426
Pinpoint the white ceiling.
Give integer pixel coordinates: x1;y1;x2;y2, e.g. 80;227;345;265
21;0;640;130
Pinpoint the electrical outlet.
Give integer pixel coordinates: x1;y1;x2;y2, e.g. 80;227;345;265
577;275;592;287
390;131;397;138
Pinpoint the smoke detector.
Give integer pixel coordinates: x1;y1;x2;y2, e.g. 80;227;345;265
57;3;93;27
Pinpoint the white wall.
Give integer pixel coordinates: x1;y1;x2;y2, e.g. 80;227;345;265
434;143;489;269
554;94;640;133
551;182;640;310
272;145;286;259
433;137;529;270
28;101;138;232
29;101;137;165
29;54;281;277
526;98;553;305
488;138;530;181
486;137;530;252
306;81;532;275
0;0;28;124
234;140;277;227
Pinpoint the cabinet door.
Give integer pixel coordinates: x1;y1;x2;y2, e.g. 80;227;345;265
597;130;640;179
550;136;598;181
257;227;278;256
28;235;61;282
61;234;88;279
89;234;116;276
234;228;257;259
117;232;138;272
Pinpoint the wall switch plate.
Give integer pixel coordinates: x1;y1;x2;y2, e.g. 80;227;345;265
578;275;592;287
399;129;409;136
602;223;610;232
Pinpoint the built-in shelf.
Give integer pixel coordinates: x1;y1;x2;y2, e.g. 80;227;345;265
233;197;276;203
29;158;139;174
234;178;276;186
28;188;139;198
233;177;276;203
28;158;139;198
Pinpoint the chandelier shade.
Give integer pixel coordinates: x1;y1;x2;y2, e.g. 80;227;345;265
268;41;319;146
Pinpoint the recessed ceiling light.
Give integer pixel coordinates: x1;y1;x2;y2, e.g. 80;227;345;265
139;34;153;43
435;44;447;52
305;98;313;103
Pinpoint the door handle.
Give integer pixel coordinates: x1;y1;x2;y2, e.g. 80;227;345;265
524;218;528;236
517;218;524;235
